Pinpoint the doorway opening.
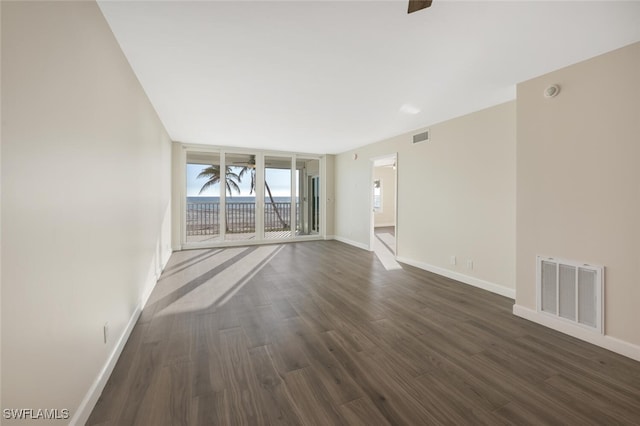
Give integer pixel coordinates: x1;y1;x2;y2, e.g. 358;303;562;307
370;154;399;270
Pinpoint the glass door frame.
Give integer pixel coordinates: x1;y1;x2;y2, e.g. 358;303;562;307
222;150;262;242
262;154;294;240
179;144;324;249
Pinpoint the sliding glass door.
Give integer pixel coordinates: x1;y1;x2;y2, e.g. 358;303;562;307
184;148;321;246
224;153;257;241
186;152;222;243
296;158;320;236
264;155;292;239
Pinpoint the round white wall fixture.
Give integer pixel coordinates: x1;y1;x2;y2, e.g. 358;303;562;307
544;84;560;98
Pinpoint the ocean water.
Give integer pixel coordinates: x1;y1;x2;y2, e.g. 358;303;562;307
187;196;296;203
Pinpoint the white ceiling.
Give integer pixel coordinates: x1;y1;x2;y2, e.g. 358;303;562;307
97;1;640;154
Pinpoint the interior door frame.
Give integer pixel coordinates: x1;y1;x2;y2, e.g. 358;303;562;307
369;153;398;254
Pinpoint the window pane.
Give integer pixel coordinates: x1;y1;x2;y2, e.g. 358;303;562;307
264;156;292;239
186;152;221;243
296;158;320;235
373;179;382;211
224;153;256;241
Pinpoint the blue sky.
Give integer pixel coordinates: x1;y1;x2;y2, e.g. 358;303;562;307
187;164;295;197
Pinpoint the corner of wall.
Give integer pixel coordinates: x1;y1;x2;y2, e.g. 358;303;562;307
171;142;184;251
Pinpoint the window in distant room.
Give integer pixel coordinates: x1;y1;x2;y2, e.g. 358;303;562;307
373;179;382;212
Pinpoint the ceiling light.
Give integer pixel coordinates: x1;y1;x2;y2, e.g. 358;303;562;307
399;104;421;115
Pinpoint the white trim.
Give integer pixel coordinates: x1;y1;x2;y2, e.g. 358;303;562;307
162;246;173;267
181;235;322;251
332;235;370;251
141;275;158;311
71;253;170;425
374;222;396;228
513;304;640;362
369;153;397;252
70;305;142;426
180;142;322;159
181;145;326;247
396;256;515;299
290;156;296;236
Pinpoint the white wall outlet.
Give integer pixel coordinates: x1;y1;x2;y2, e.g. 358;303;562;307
466;259;473;270
450;256;457;266
103;322;109;344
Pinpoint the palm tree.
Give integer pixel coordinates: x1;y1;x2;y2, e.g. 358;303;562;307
198;165;242;233
197;165;242;196
237;156;289;230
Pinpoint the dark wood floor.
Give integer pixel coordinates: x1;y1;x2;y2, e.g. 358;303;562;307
88;240;640;425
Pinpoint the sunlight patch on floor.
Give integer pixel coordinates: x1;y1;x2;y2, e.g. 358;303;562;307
374;234;402;270
148;247;247;306
158;245;282;316
376;232;396;255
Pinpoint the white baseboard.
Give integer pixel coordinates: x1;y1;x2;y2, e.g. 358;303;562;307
396;256;515;299
331;235;371;251
71;250;171;425
162;247;173;267
142;274;158;310
513;304;640;362
374;222;395;228
70;305;142;425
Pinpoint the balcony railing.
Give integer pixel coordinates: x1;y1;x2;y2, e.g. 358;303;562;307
186;202;298;236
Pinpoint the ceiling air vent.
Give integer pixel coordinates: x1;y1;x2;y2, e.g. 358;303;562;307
412;130;430;144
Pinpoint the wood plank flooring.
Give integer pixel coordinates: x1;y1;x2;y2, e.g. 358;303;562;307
87;240;640;425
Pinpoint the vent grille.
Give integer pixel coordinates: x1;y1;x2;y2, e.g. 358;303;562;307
537;256;603;333
412;130;430;144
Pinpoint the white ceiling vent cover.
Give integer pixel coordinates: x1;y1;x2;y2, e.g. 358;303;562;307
412;130;430;144
536;256;604;334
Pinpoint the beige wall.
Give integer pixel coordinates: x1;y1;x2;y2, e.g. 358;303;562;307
1;1;172;423
335;102;516;293
516;42;640;346
374;166;396;227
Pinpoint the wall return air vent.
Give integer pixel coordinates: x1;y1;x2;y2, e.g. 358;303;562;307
412;130;430;144
536;256;604;334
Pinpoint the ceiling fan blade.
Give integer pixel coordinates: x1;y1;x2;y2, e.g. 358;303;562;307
408;0;432;14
